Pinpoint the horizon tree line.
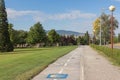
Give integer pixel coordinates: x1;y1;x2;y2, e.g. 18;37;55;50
8;22;91;48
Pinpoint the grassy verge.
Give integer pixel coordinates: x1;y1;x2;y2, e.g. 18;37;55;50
90;44;120;66
0;46;77;80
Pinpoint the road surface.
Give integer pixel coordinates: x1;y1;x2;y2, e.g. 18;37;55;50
32;46;120;80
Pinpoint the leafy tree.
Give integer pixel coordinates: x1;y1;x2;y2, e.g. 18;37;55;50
0;0;13;52
27;22;46;45
118;33;120;42
8;24;28;47
77;36;81;45
67;35;77;45
16;30;28;47
76;36;86;45
114;36;118;43
48;29;60;46
10;30;21;46
93;13;119;45
77;32;89;45
60;36;67;46
93;18;100;36
8;23;14;43
84;31;90;45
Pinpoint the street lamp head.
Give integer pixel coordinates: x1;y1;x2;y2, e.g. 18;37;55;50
93;29;95;32
109;5;115;12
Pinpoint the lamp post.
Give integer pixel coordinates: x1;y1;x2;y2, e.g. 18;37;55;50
109;5;115;49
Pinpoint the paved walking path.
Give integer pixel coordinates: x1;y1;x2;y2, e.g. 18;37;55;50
83;46;120;80
32;47;81;80
32;46;120;80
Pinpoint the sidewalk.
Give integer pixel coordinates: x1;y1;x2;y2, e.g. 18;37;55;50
32;46;120;80
82;46;120;80
32;47;81;80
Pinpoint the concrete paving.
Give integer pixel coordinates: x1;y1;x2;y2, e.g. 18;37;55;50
32;47;81;80
32;45;120;80
83;46;120;80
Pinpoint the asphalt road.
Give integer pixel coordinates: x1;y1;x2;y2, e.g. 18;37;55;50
32;46;120;80
32;47;81;80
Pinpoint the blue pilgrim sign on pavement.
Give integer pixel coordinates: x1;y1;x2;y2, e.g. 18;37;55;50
47;74;68;79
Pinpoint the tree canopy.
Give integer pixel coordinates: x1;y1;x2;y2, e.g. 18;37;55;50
27;22;46;44
93;13;119;44
48;29;60;45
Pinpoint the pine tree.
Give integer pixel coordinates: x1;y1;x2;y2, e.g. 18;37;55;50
0;0;14;52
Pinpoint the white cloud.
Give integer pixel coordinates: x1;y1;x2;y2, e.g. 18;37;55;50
6;8;96;22
6;8;40;18
47;10;96;20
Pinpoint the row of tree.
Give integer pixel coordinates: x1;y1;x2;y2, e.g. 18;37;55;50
93;13;119;45
8;22;90;48
0;0;90;52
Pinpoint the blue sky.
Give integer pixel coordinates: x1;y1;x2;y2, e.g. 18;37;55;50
4;0;120;34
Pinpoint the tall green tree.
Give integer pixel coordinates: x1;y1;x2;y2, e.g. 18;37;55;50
0;0;14;52
16;30;28;47
27;22;46;45
48;29;60;46
93;13;119;44
8;23;14;43
84;31;90;45
67;35;77;45
118;33;120;42
77;31;90;45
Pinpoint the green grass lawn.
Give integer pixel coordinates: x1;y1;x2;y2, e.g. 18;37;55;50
0;46;77;80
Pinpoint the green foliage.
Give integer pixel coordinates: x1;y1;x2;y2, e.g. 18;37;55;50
8;23;14;42
7;22;78;47
27;22;46;44
90;44;120;66
93;13;119;45
8;25;28;47
84;31;90;45
77;31;90;45
114;36;118;43
8;24;28;46
66;35;76;45
118;33;120;42
0;0;14;52
93;18;100;35
15;30;28;46
48;29;60;44
77;36;85;45
0;46;77;80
